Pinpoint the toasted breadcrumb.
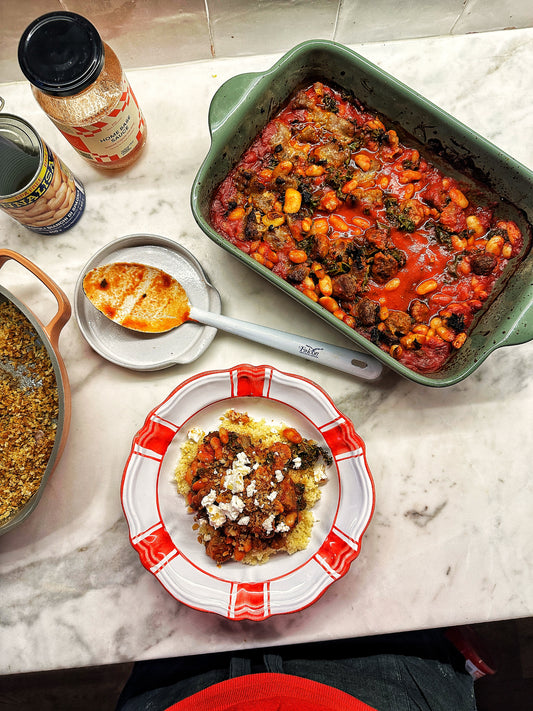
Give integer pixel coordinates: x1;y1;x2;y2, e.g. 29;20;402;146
0;301;58;524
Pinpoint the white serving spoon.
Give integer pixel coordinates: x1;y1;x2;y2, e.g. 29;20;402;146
82;262;383;380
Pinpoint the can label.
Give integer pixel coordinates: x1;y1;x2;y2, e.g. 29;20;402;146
0;140;85;235
51;77;146;166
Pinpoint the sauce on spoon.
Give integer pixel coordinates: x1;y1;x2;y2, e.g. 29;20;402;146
83;262;190;332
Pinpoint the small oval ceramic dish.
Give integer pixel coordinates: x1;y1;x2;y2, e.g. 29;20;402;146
121;364;375;620
74;234;221;371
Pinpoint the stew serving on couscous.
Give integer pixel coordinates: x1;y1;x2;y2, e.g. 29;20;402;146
209;81;524;374
174;410;331;565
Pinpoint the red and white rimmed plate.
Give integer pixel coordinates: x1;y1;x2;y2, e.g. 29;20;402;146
121;364;375;620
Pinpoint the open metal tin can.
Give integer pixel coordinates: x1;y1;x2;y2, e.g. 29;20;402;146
0;108;85;234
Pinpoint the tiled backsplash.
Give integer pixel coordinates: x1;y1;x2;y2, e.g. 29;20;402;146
1;0;532;83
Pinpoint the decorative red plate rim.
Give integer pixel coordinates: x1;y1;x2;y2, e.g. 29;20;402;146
121;364;375;620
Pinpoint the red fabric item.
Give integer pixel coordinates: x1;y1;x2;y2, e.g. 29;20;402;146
165;673;378;711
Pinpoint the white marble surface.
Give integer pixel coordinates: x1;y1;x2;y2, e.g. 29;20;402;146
1;29;532;675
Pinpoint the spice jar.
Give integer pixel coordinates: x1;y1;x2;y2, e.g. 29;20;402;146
18;12;147;170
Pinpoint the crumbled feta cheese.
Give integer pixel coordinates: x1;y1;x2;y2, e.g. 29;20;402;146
267;491;277;502
254;497;263;509
275;470;284;482
314;468;327;482
275;521;290;533
219;495;245;521
233;494;245;512
262;514;275;534
223;451;251;492
223;470;245;493
206;504;226;529
187;427;204;443
201;489;217;507
234;451;251;472
237;516;250;526
246;480;257;497
292;456;302;469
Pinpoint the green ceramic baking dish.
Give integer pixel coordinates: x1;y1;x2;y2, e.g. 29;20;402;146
191;39;533;387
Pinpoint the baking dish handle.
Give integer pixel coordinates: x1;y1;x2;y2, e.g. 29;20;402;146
208;72;262;135
500;302;533;347
0;249;71;348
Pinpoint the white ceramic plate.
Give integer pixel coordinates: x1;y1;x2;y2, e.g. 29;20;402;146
121;364;375;620
74;234;221;370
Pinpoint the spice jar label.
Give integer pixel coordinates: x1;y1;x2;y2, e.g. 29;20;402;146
50;77;146;167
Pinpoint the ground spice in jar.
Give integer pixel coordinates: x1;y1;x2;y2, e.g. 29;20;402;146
18;12;147;170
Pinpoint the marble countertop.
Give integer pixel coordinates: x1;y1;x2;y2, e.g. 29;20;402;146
1;29;532;675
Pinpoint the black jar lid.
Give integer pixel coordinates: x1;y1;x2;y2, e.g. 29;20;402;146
18;12;104;97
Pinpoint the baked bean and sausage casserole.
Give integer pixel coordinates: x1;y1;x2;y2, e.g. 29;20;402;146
210;81;524;375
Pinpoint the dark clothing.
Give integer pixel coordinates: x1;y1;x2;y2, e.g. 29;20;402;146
116;629;476;711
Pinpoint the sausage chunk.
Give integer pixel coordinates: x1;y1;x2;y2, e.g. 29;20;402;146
470;251;497;275
385;310;412;337
287;263;309;284
371;251;400;283
352;297;380;326
331;273;362;301
311;141;350;168
365;226;392;251
243;209;265;241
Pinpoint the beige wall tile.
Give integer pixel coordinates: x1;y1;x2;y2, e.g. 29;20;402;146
0;0;61;83
207;0;338;58
63;0;212;67
1;0;212;84
1;0;533;85
335;0;466;44
453;0;533;34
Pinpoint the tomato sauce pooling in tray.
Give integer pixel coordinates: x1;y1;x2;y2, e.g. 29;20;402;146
210;81;524;374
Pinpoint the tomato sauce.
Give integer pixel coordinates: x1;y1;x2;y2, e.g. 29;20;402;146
210;82;523;374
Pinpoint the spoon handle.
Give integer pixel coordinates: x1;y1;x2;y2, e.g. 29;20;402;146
189;306;383;380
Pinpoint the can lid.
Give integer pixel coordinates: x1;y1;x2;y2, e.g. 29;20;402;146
18;12;104;97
